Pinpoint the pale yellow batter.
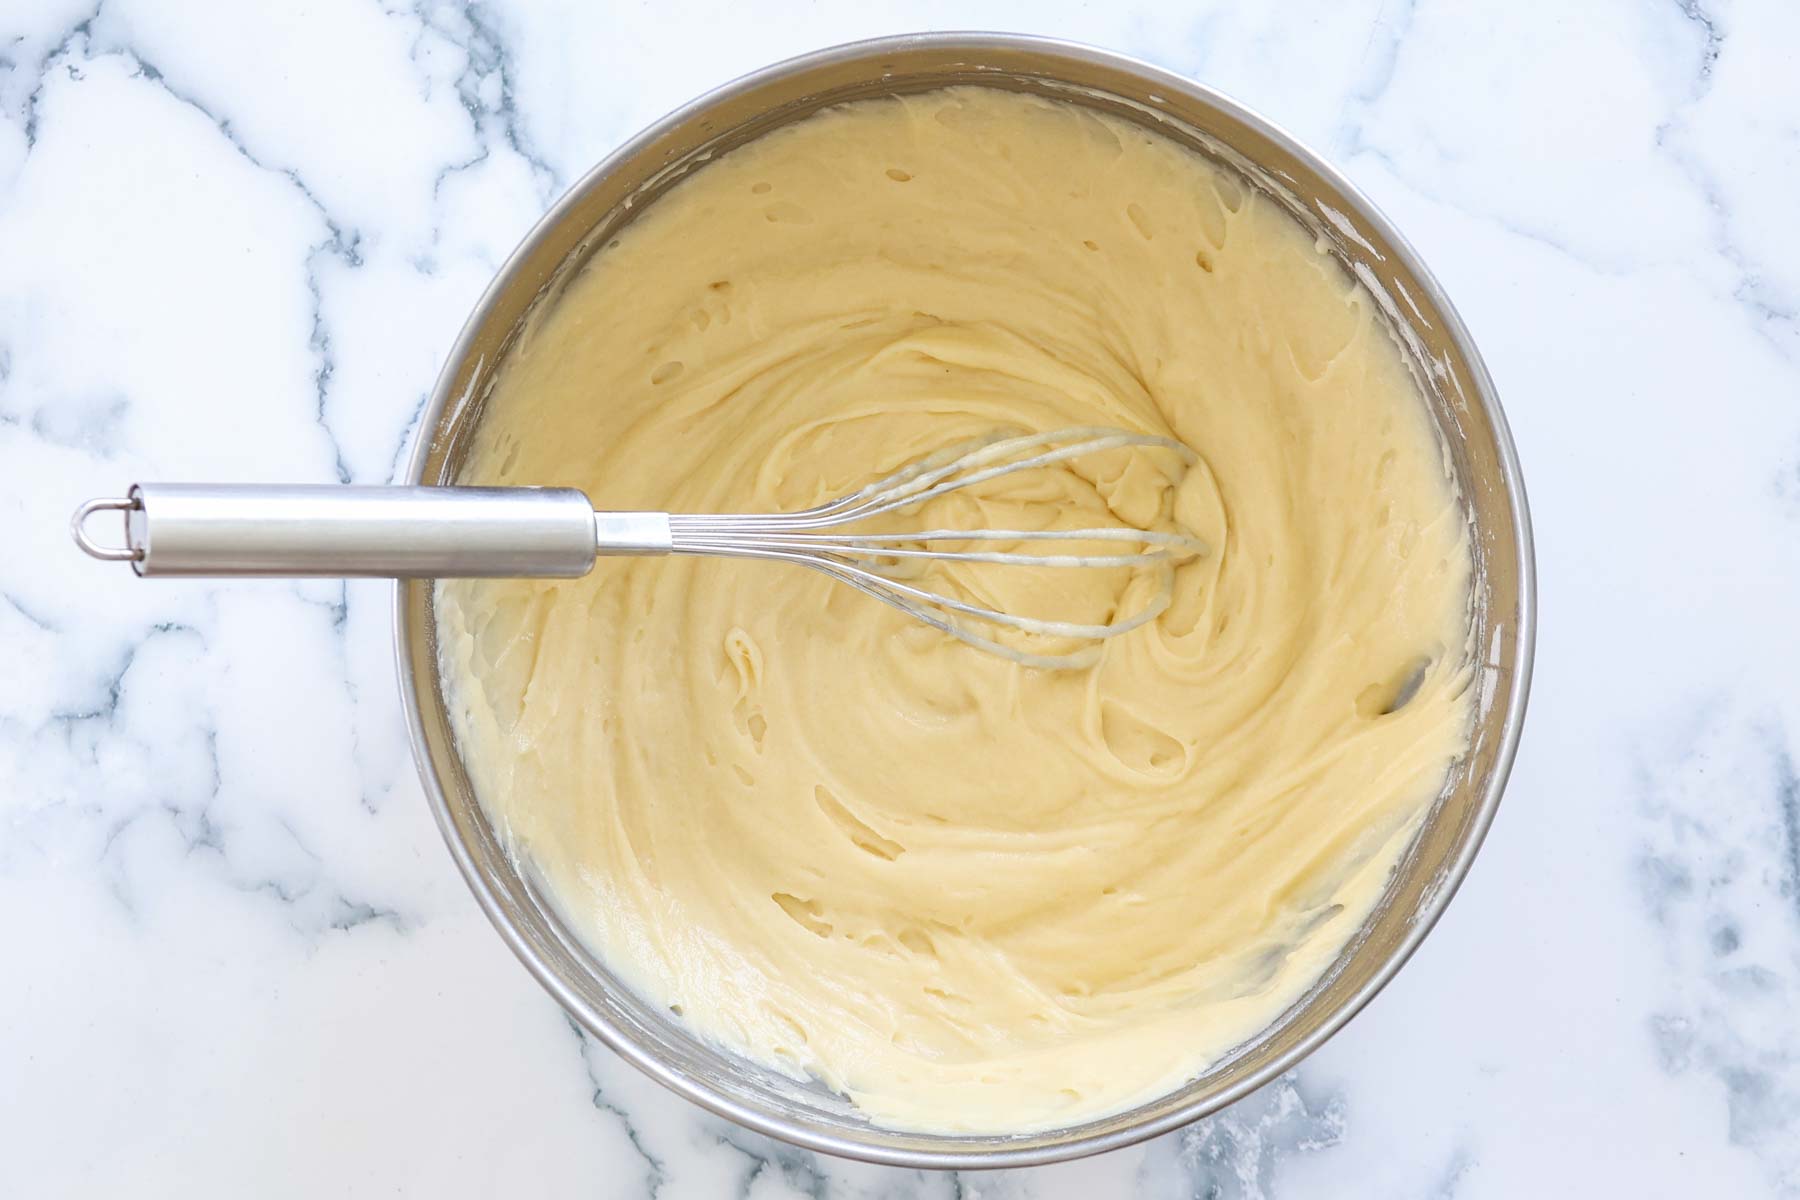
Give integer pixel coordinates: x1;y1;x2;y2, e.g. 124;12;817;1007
437;87;1474;1133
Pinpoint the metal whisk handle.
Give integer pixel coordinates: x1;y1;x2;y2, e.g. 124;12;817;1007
71;484;671;578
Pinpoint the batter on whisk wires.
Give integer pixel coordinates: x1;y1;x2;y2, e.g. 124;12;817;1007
437;85;1474;1133
654;424;1210;670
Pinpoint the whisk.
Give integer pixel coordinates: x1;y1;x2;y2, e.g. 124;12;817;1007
72;427;1207;668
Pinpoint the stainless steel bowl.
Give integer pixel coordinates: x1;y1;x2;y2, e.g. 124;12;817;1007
396;32;1535;1169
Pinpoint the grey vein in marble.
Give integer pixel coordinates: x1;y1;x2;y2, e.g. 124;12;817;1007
1637;712;1800;1193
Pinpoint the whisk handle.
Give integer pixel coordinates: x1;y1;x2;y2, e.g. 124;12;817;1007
71;484;607;578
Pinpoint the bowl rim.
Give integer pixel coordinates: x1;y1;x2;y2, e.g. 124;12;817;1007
394;30;1537;1169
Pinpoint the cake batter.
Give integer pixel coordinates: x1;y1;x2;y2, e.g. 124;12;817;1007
437;87;1474;1132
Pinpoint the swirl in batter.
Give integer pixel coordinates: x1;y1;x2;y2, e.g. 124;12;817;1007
437;87;1474;1133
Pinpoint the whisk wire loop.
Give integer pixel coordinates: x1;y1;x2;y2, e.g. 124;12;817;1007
666;428;1208;668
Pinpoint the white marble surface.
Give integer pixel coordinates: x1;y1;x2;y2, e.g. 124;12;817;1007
4;0;1799;1194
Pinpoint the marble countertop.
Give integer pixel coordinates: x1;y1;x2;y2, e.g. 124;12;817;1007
5;1;1799;1195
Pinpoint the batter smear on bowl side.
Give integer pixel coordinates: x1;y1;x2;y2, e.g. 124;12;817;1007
437;86;1474;1133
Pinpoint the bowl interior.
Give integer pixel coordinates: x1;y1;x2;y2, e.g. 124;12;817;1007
398;35;1532;1168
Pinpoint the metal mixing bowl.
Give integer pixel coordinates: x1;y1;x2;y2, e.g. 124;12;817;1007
395;33;1535;1168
